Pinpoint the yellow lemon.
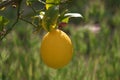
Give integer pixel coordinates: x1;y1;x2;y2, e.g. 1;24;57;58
40;29;73;69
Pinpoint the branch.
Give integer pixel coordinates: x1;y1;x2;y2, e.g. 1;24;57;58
29;4;37;14
0;0;22;41
0;0;14;9
38;0;46;4
19;17;37;28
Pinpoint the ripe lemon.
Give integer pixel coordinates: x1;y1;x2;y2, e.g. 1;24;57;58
40;29;73;69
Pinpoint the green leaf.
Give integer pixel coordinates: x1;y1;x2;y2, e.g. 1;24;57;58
0;7;6;11
26;0;32;5
61;17;69;23
39;11;45;19
0;16;9;26
46;0;60;9
65;13;83;18
0;16;9;31
59;13;83;23
42;6;59;31
26;0;38;5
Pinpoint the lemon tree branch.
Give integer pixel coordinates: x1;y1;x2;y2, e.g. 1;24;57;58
0;0;14;9
0;0;22;41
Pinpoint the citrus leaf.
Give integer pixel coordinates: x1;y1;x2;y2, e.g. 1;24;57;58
46;0;60;9
65;13;83;18
0;7;6;11
0;16;9;31
61;17;69;23
39;11;45;19
26;0;38;5
60;13;83;23
42;6;59;31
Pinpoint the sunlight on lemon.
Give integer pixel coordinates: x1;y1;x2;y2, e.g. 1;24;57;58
40;29;73;69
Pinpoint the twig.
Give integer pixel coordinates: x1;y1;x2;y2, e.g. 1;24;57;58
29;4;37;14
38;0;46;4
0;0;14;9
0;0;22;41
27;0;69;5
20;17;37;28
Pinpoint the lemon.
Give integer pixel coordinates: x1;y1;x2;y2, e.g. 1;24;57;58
40;29;73;69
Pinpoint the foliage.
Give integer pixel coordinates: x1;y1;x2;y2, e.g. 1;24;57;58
0;0;81;41
0;0;120;80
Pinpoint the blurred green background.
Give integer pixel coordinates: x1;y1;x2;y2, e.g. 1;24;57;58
0;0;120;80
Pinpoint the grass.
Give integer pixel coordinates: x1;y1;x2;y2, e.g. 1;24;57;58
0;0;120;79
0;20;120;80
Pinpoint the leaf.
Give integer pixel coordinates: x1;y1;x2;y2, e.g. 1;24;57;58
60;13;83;23
39;11;45;19
0;16;3;31
26;0;32;5
46;0;60;9
42;6;59;31
26;0;38;5
0;16;9;31
65;13;83;17
61;17;69;23
0;7;6;11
